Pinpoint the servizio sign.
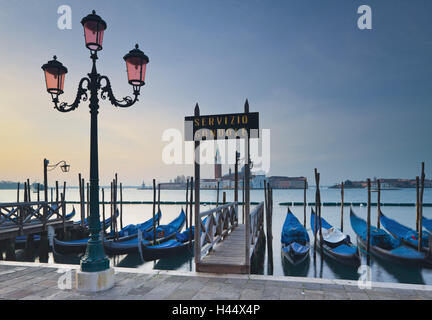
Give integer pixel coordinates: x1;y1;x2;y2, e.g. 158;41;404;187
184;112;259;141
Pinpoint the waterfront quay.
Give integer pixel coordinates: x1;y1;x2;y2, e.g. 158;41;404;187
0;261;431;300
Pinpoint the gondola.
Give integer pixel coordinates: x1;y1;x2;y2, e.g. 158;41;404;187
379;210;430;251
350;208;432;267
14;207;76;250
420;216;432;233
139;227;194;261
52;211;161;255
281;207;310;265
310;208;360;266
104;209;186;255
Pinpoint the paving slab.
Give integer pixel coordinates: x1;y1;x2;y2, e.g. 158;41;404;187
0;261;430;300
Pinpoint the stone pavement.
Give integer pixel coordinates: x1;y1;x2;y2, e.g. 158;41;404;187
0;261;431;300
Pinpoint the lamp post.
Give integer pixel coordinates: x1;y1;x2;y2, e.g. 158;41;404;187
41;10;149;291
43;159;70;204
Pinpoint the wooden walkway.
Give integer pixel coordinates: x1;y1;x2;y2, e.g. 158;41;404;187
198;224;248;274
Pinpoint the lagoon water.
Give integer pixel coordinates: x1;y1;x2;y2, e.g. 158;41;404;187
1;187;432;285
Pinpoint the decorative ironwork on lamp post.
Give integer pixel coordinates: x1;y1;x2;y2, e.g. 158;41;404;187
41;10;149;273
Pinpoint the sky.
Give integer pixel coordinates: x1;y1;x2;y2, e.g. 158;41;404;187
0;0;431;187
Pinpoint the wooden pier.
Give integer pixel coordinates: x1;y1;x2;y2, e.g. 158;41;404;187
195;202;264;274
0;201;73;240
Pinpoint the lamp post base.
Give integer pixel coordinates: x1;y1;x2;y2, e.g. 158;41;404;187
76;267;115;292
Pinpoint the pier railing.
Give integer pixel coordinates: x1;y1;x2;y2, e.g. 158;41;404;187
0;201;70;239
196;202;238;262
247;202;264;261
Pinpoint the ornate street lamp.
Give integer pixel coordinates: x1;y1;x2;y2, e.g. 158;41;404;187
41;10;149;291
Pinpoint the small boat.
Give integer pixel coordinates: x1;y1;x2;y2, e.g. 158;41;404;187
15;207;76;249
139;227;194;261
52;211;161;255
350;208;431;267
310;208;360;266
379;211;430;251
104;209;186;255
281;207;310;265
421;216;432;233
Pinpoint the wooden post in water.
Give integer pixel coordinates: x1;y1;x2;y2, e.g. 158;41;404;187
110;181;114;234
377;179;381;229
419;162;425;252
78;174;84;227
62;181;66;203
16;182;20;203
120;182;123;230
102;188;106;238
244;99;251;268
194;104;201;265
313;169;318;248
340;181;344;232
157;183;161;227
86;182;90;221
55;181;59;203
37;183;40;202
216;180;220;207
189;177;194;247
416;176;420;232
23;181;27;202
303;179;307;227
223;191;226;205
152;179;156;244
185;179;189;230
317;173;322;243
265;182;273;275
61;192;66;236
242;174;245;224
367;178;371;256
26;179;31;202
235;151;239;212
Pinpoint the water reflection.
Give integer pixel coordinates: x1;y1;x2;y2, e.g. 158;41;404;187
281;252;310;277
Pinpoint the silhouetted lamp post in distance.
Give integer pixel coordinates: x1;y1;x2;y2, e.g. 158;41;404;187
41;10;149;291
43;159;70;204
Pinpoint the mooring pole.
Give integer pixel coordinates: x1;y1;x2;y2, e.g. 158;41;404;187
120;183;123;230
419;162;425;252
43;159;48;204
367;178;371;256
102;188;106;239
216;180;220;207
185;179;189;230
16;183;20;203
340;181;344;232
377;179;381;229
416;176;420;232
152;179;156;244
235;151;239;213
314;169;318;248
244;99;251;269
189;177;194;247
194;104;201;265
157;183;161;227
303;179;307;227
